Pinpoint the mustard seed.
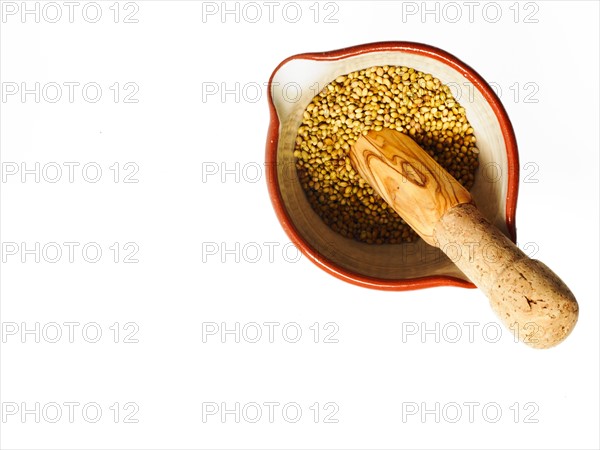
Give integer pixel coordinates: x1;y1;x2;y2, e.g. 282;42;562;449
294;65;479;244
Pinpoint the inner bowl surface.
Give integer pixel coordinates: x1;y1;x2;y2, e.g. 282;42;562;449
266;42;519;290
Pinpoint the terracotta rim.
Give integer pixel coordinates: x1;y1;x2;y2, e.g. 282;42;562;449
265;41;519;291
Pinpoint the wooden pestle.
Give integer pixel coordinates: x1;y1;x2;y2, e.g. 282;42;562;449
349;129;578;349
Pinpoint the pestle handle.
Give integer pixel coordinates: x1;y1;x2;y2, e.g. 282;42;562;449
350;129;578;348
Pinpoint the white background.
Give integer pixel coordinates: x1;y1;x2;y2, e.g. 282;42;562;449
1;1;599;449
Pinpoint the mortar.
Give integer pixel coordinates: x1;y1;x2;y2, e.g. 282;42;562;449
265;42;519;290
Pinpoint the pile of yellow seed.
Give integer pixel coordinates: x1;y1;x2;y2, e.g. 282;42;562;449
294;65;480;244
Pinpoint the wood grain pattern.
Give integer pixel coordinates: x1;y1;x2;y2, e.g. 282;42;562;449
350;129;472;246
350;129;578;348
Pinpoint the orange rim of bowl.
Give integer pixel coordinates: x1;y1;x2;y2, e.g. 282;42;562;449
265;41;519;291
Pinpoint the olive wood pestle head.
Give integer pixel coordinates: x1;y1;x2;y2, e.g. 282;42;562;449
349;129;578;349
